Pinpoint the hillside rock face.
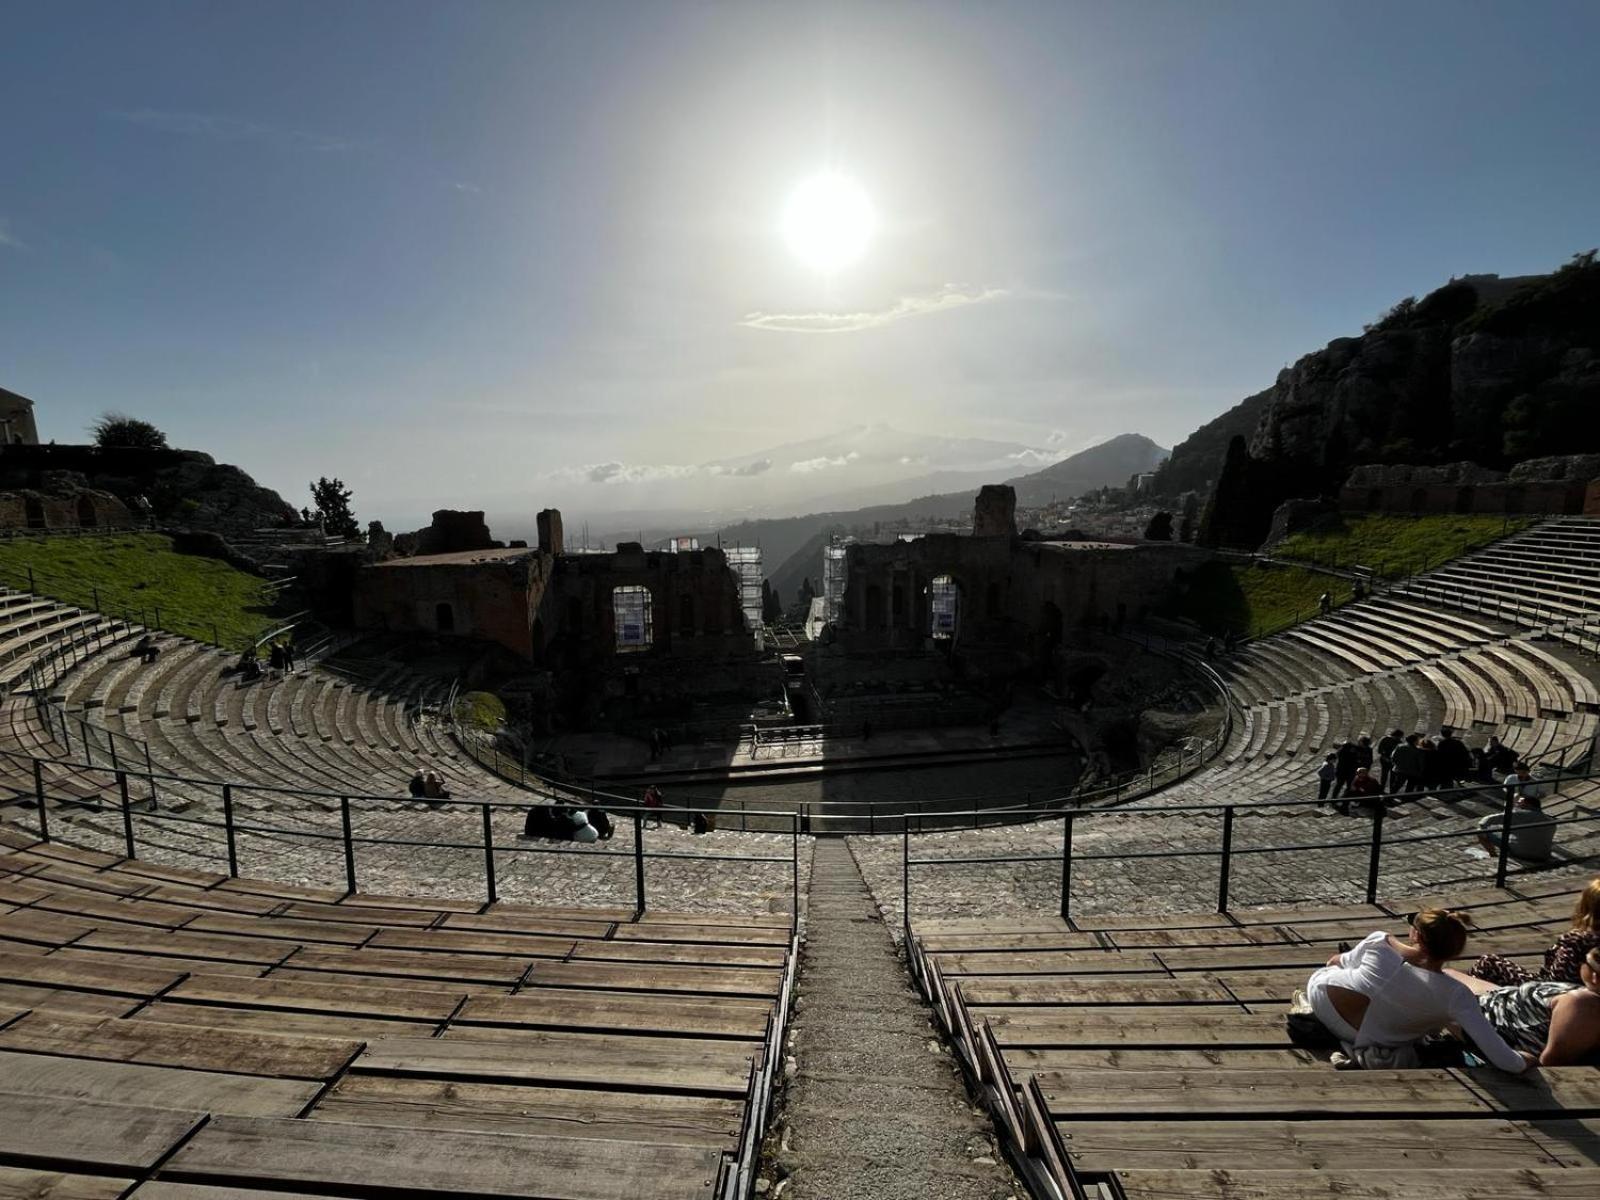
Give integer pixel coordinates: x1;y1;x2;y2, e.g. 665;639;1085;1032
1198;256;1600;547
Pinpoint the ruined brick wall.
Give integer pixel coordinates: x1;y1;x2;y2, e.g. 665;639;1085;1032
835;535;1016;654
351;552;551;660
972;484;1017;538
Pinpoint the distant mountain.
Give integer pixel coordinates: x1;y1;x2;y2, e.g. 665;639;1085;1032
1005;433;1170;506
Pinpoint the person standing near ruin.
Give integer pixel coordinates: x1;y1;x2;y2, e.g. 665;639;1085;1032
1376;728;1403;791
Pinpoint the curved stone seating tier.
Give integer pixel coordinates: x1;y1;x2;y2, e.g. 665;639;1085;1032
906;874;1600;1200
1398;517;1600;627
0;827;793;1200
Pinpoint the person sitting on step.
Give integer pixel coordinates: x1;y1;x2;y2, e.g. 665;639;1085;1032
1472;876;1600;986
1477;790;1556;864
407;770;427;800
1302;908;1535;1072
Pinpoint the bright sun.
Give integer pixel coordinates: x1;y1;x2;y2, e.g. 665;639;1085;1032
781;172;876;273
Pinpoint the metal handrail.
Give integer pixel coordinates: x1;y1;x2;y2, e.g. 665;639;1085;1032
0;740;803;930
900;766;1600;932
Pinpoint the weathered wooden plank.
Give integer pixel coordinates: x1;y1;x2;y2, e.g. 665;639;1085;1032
280;947;533;986
633;908;794;930
610;922;791;947
361;1031;757;1096
0;1165;130;1200
313;1074;744;1148
0;982;138;1018
0;948;185;996
0;1048;319;1117
138;1001;440;1042
1111;1167;1600;1199
1103;927;1294;950
0;1011;361;1080
455;989;771;1041
1156;945;1349;972
1203;969;1318;1004
526;959;783;998
365;927;576;959
50;947;264;979
1004;1048;1320;1073
1460;1067;1600;1115
27;866;153;898
0;937;48;956
958;977;1234;1006
167;971;462;1020
440;911;618;939
916;931;1104;953
0;909;97;947
1229;903;1394;926
1038;1068;1487;1118
0;877;50;905
163;1115;723;1200
1068;911;1238;932
934;949;1165;977
1056;1118;1560;1171
0;1094;204;1172
566;940;787;969
109;860;227;888
1523;1117;1600;1166
26;890;196;929
185;912;375;946
277;901;440;928
138;884;281;915
74;927;296;966
911;915;1076;935
979;1010;1294;1049
341;891;484;914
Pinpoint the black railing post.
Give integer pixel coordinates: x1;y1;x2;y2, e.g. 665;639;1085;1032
340;796;357;895
1217;805;1235;913
481;803;497;904
902;823;911;943
1493;789;1517;889
1060;814;1074;921
117;771;135;860
791;814;800;929
1365;802;1385;904
33;758;49;843
633;812;647;915
145;743;159;808
92;585;99;610
222;784;238;877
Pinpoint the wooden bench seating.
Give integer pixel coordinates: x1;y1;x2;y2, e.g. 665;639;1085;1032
910;878;1600;1200
0;834;792;1200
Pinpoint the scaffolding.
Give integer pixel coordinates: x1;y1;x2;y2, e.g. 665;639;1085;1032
725;546;765;638
822;540;849;625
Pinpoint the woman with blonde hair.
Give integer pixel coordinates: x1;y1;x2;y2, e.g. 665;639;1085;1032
1471;876;1600;986
1303;907;1535;1072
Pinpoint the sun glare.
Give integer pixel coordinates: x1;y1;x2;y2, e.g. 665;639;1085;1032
781;172;876;273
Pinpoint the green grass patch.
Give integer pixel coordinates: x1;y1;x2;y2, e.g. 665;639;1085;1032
1274;513;1531;579
454;691;506;732
0;533;278;649
1162;560;1353;638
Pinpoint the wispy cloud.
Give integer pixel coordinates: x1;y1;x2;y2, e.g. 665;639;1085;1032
449;181;483;195
789;451;860;474
739;285;1008;334
1007;448;1064;467
550;456;775;486
110;108;357;153
0;218;22;251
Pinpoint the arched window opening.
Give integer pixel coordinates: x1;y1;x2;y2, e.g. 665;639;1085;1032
435;602;455;633
930;575;960;640
614;585;653;653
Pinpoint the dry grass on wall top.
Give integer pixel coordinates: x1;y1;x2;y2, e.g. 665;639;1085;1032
0;532;278;648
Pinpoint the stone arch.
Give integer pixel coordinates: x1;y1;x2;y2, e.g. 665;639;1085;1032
435;602;455;633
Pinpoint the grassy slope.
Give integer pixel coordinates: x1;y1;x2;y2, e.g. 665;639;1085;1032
1164;560;1343;638
1274;513;1531;579
0;533;277;649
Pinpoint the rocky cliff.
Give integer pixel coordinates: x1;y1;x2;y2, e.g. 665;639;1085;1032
1199;253;1600;547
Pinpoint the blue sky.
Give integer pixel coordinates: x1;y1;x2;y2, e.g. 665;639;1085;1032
2;1;1597;529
